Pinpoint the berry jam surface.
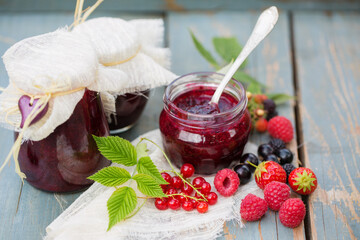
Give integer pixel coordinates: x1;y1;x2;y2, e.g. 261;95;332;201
173;89;236;115
160;88;251;175
17;90;110;193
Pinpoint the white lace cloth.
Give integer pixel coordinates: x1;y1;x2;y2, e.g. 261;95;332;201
45;129;262;240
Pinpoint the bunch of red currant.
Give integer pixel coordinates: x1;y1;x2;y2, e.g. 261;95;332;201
154;163;218;213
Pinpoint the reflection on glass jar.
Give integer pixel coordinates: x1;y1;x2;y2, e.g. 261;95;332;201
17;90;110;193
159;72;251;175
108;90;150;134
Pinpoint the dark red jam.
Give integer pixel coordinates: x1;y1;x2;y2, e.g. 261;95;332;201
17;90;110;193
159;73;251;175
108;90;150;133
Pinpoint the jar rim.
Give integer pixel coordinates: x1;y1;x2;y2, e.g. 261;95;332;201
164;71;247;122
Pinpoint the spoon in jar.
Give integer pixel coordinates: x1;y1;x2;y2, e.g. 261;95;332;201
210;6;279;106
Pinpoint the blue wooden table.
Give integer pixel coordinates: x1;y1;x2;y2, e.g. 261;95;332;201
0;1;359;239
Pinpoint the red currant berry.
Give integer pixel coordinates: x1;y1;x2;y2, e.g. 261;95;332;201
206;192;218;205
197;202;209;213
181;183;193;195
161;185;169;193
168;198;181;210
171;176;183;189
154;198;168;210
166;187;178;198
200;182;211;194
161;172;172;183
177;194;187;203
192;177;206;188
180;163;195;178
182;200;194;211
190;198;199;208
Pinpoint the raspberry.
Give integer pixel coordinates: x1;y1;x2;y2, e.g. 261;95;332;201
240;194;268;221
264;181;291;211
214;168;240;197
267;116;294;143
255;118;268;132
269;138;286;151
279;198;306;228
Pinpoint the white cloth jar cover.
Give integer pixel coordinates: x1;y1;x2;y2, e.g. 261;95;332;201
73;17;177;115
0;29;102;141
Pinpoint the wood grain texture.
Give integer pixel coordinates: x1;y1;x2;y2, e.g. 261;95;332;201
167;10;304;239
0;0;360;12
293;11;360;240
0;12;163;240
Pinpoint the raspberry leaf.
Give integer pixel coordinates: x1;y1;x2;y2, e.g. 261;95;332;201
93;135;137;166
133;174;167;197
213;37;247;68
136;157;168;184
107;186;137;231
190;30;219;69
88;167;131;187
136;142;149;159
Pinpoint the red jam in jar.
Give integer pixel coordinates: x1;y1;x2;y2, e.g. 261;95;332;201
108;90;150;134
159;72;251;175
17;90;110;193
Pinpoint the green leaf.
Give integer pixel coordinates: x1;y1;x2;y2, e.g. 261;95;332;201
213;37;247;68
88;166;131;187
246;82;262;94
266;93;294;105
133;174;167;198
189;30;219;68
136;142;149;159
93;135;137;166
107;186;137;231
136;157;168;184
233;71;265;87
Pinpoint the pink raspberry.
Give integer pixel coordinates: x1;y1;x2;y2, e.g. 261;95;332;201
279;198;306;228
214;168;240;197
264;181;291;211
267;116;294;143
240;194;268;221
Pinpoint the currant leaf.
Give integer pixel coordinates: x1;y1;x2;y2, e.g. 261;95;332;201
88;166;131;187
93;135;137;166
136;157;168;184
107;186;137;231
133;174;167;197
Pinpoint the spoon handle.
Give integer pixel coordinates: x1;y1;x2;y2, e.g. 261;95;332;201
210;6;279;104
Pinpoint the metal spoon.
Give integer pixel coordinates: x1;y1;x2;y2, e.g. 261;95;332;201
210;6;279;105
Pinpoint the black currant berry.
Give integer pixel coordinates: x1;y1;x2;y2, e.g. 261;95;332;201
264;154;280;164
276;148;293;165
239;153;259;172
263;99;276;114
269;138;286;152
257;144;274;160
282;163;296;182
234;165;252;185
266;110;278;121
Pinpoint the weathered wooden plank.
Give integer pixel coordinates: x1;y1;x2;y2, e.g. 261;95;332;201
0;12;163;239
293;11;360;240
168;10;304;239
1;0;360;12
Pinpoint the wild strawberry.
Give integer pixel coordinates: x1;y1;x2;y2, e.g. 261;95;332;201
264;181;291;211
279;198;306;228
267;116;294;143
255;118;268;132
254;94;268;104
214;168;240;197
288;167;317;195
240;194;268;221
254;161;286;189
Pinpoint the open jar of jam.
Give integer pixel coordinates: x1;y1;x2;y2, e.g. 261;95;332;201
159;72;251;175
108;90;150;134
17;90;110;193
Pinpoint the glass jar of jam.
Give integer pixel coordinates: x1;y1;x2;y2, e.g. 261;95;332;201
17;90;110;193
159;72;251;175
108;90;150;134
